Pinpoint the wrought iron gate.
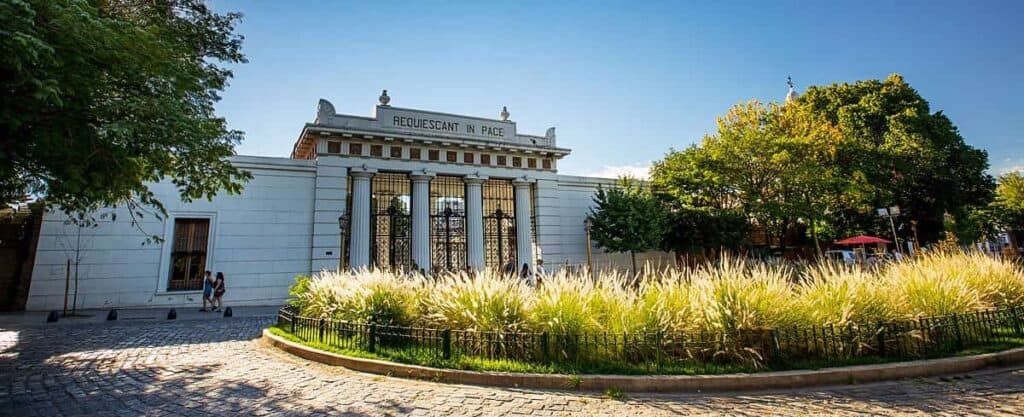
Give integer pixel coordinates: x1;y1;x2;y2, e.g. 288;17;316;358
371;172;412;271
429;176;467;271
483;179;517;271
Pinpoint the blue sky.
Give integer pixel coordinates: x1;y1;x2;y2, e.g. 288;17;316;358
212;0;1024;177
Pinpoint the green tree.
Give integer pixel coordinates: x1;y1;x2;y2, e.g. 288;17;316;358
945;207;997;246
991;171;1024;247
797;74;994;244
587;177;666;274
660;205;749;261
654;101;854;253
1;0;251;228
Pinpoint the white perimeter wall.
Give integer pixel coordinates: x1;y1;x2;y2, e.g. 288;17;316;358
26;156;317;311
25;154;674;311
540;175;675;272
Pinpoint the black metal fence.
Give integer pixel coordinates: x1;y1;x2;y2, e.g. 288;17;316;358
277;305;1024;373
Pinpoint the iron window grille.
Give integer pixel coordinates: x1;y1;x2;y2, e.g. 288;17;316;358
483;179;517;271
429;176;468;271
371;172;413;271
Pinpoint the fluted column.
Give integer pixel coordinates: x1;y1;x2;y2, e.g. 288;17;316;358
513;178;535;277
410;171;435;273
348;168;376;269
464;175;487;270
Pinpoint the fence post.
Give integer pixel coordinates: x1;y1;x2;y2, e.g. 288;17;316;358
767;329;780;365
1013;306;1024;337
540;332;549;363
654;331;663;370
368;323;377;353
952;313;964;350
876;321;886;357
318;319;325;342
290;312;296;335
442;329;452;360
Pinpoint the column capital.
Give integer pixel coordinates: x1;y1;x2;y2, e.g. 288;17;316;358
464;173;488;185
410;169;435;183
349;166;377;179
512;175;535;187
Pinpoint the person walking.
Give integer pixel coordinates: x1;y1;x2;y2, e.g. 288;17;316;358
534;259;546;287
212;272;226;312
503;259;516;277
519;263;533;286
535;259;546;276
200;271;214;312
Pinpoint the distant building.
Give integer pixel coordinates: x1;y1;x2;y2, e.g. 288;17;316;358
25;92;672;310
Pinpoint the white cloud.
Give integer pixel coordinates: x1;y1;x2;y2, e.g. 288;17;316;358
583;163;652;180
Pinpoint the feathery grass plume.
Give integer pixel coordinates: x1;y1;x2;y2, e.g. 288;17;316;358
638;268;697;334
937;251;1024;307
884;254;984;317
796;262;903;327
529;269;603;335
688;257;798;367
590;270;648;334
300;269;422;326
420;270;531;333
690;256;799;332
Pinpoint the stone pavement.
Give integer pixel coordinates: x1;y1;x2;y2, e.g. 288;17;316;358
2;316;1024;417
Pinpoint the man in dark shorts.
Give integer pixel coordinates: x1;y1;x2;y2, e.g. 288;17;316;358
200;271;214;312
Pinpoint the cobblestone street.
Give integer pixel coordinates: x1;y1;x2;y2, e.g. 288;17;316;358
2;316;1024;416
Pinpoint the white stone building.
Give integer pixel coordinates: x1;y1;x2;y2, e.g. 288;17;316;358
25;92;672;310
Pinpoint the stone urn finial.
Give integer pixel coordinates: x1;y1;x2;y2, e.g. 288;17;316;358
500;106;510;121
379;89;391;106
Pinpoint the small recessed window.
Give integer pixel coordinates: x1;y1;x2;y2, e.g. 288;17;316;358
390;146;402;158
349;143;362;155
410;148;422;159
512;157;522;168
168;218;210;291
542;159;552;170
446;151;457;162
370;145;383;157
428;150;439;161
327;141;341;154
464;152;474;164
497;155;507;166
481;154;491;165
527;158;536;169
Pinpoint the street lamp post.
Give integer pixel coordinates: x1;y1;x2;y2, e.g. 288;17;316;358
877;206;902;254
584;217;593;272
338;213;349;271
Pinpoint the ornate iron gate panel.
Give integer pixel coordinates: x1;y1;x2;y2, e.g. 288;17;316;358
429;175;467;271
483;179;517;271
371;172;412;271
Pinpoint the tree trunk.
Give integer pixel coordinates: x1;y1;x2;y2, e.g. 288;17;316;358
630;251;637;276
811;216;822;257
778;220;788;257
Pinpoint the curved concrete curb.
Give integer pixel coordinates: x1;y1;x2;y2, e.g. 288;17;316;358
263;329;1024;392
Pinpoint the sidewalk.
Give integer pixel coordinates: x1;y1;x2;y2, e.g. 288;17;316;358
0;305;282;328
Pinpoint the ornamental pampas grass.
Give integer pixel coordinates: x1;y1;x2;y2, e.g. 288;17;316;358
421;270;531;333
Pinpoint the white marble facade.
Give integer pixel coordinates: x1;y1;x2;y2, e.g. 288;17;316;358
25;97;672;310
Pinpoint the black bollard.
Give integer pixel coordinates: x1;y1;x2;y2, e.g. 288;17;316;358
46;311;59;323
167;308;177;320
223;306;233;318
107;309;118;321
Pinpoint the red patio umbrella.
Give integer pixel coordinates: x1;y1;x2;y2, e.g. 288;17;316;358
835;235;892;245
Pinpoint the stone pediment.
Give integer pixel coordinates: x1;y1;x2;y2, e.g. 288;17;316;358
313;99;557;149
